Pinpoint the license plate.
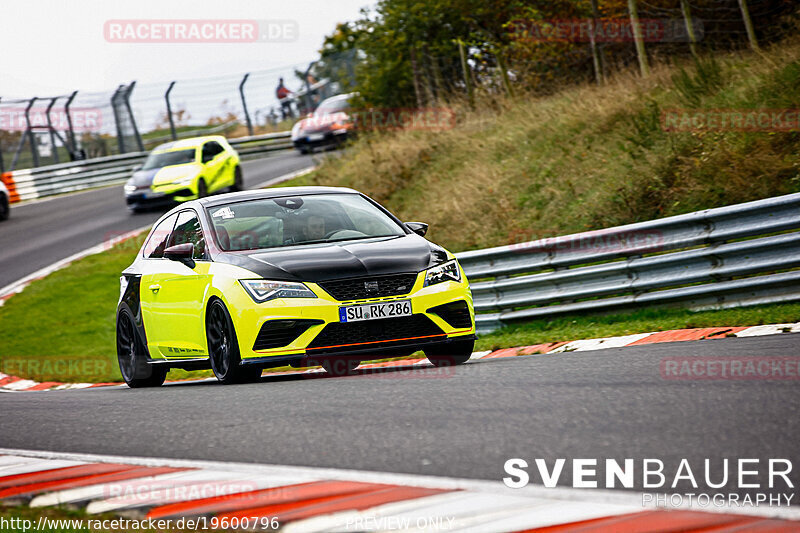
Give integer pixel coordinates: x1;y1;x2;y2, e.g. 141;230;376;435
339;300;412;322
307;133;325;142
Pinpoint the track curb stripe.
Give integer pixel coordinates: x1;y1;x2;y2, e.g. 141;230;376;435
0;451;797;531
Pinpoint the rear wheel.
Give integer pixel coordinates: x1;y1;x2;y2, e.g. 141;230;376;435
321;358;359;377
425;338;475;368
207;300;261;384
231;166;243;191
116;310;167;388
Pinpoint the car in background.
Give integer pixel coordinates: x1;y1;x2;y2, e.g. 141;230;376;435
291;93;356;154
0;179;9;221
116;186;475;387
124;136;242;212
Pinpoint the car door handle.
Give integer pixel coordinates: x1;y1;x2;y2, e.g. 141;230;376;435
148;284;161;293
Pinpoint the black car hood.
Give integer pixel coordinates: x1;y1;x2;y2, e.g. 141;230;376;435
215;234;448;282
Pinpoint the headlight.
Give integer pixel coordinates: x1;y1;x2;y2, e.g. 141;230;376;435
424;259;462;287
124;183;137;193
172;176;194;185
239;280;317;303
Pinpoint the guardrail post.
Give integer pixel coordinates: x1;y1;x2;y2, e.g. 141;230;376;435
24;97;39;167
239;73;254;137
123;82;145;152
64;91;78;156
45;97;59;164
165;81;177;141
111;86;126;154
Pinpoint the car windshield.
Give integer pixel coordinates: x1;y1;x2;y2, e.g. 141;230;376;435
315;98;349;116
207;193;406;251
142;149;196;170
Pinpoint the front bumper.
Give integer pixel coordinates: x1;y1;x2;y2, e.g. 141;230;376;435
292;129;349;151
125;184;196;208
228;271;475;366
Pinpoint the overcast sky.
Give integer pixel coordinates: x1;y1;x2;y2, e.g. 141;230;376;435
0;0;375;98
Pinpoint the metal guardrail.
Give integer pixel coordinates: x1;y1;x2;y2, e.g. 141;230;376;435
0;132;292;203
455;193;800;333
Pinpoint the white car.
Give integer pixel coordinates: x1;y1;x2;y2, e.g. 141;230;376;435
0;180;9;221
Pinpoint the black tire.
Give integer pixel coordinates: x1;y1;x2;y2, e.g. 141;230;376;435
0;193;9;221
207;299;261;384
425;338;475;368
231;166;243;191
321;358;359;377
116;310;167;388
197;178;208;199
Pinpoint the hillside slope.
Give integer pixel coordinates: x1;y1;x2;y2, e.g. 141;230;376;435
295;41;800;252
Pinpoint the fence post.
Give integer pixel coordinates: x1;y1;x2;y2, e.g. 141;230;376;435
111;86;126;154
628;0;650;77
165;81;177;141
64;91;78;156
123;82;145;152
24;97;39;168
737;0;759;52
45;97;59;164
239;73;254;137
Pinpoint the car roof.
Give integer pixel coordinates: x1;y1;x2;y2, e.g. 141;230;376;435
152;135;226;153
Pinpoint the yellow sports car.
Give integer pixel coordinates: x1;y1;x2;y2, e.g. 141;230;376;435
124;136;242;211
116;187;475;387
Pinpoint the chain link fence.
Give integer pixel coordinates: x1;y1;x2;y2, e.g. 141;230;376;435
0;55;354;172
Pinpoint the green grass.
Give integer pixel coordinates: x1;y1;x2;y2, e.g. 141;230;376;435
475;303;800;352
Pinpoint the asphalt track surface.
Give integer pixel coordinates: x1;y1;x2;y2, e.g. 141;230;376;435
0;151;318;289
1;334;798;501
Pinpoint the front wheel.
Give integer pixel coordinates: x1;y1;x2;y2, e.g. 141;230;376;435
207;300;261;384
116;310;167;388
425;338;475;368
197;178;208;199
231;166;243;191
0;194;9;221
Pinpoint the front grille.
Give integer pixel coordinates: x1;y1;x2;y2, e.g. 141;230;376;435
317;273;418;301
307;315;444;351
428;301;472;329
253;319;323;351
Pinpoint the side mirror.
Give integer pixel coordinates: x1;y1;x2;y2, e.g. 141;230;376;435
132;165;143;172
164;243;195;268
405;222;428;237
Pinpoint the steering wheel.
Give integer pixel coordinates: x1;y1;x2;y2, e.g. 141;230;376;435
324;229;343;239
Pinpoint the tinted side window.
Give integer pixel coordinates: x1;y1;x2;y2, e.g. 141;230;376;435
202;142;224;161
143;214;178;259
168;210;206;259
